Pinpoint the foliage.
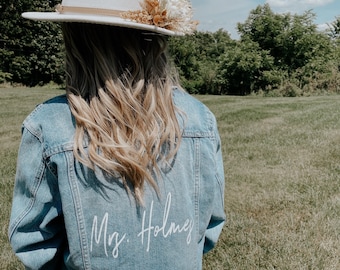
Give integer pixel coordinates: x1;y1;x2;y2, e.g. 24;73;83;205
327;16;340;74
235;4;335;95
328;16;340;40
169;29;234;94
169;4;339;96
0;70;13;84
0;2;340;95
0;0;64;86
217;40;276;95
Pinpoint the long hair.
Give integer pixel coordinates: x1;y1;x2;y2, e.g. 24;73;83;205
62;23;182;204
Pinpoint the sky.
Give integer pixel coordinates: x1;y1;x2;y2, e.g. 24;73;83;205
191;0;340;39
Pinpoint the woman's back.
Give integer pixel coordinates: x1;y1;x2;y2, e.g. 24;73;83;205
9;1;225;269
9;90;224;269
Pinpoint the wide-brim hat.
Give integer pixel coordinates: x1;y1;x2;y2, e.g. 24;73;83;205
22;0;198;36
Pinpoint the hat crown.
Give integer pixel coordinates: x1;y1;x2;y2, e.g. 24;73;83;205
61;0;140;11
22;0;198;36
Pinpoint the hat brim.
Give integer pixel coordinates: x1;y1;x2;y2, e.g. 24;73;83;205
22;12;184;36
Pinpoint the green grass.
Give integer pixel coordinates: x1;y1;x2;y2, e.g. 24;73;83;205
201;94;340;269
1;88;340;269
0;87;62;270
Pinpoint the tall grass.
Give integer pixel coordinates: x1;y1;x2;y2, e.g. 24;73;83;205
1;88;340;269
201;94;340;269
0;87;63;269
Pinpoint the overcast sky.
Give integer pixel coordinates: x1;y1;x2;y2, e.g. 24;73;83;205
191;0;340;39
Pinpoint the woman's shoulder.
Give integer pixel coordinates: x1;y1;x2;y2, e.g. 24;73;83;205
22;94;75;146
172;88;205;108
24;94;72;124
173;88;217;136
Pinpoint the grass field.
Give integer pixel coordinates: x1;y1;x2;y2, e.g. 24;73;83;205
1;87;340;269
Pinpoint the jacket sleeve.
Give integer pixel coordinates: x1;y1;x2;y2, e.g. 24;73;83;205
8;126;66;270
203;119;226;254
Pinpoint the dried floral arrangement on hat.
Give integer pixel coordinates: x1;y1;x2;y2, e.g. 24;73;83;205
122;0;198;34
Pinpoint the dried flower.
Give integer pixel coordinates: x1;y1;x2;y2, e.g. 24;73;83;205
121;0;198;34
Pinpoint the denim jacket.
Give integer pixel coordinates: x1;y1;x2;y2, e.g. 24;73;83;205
8;89;225;270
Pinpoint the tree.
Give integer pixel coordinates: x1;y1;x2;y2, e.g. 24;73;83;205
217;40;276;95
0;0;64;86
328;16;340;40
239;5;317;70
169;29;234;94
237;4;334;93
168;34;201;93
237;4;290;63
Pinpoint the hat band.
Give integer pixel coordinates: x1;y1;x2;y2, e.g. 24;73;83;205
56;4;123;17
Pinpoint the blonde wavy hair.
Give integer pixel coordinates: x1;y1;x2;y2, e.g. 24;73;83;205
62;23;182;204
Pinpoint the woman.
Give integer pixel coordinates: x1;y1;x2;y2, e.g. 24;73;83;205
9;0;225;269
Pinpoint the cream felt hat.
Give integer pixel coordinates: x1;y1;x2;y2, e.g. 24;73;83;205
22;0;198;36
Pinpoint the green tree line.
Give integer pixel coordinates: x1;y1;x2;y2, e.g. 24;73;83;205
0;0;63;86
1;2;340;96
